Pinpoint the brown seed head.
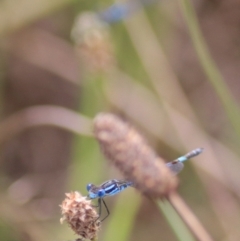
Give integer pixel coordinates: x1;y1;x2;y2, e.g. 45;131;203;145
60;192;100;240
93;113;179;198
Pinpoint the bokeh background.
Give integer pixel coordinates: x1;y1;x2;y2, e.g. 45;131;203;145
1;0;240;240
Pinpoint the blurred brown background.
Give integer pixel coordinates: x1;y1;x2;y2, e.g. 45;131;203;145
1;0;240;241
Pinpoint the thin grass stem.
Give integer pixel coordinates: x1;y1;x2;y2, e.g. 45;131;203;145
177;0;240;140
167;192;214;241
156;198;196;241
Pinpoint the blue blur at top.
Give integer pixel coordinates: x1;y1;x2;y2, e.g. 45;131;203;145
98;3;132;23
98;0;158;23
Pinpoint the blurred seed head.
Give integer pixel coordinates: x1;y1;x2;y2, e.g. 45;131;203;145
60;192;100;240
93;113;179;198
71;12;115;72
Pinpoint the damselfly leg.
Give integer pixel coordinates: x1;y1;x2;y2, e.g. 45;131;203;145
99;198;110;222
93;198;110;222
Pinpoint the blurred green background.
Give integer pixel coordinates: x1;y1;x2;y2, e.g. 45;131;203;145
1;0;240;240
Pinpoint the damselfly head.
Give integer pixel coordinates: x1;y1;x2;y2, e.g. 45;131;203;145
87;184;106;199
86;183;94;191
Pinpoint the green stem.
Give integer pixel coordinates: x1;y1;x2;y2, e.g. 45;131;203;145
177;0;240;140
156;199;196;241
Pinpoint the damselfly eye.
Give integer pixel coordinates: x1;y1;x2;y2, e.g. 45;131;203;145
98;189;105;197
86;183;93;191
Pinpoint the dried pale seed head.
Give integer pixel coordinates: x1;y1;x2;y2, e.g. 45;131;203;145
71;12;115;72
60;192;100;240
93;113;179;198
